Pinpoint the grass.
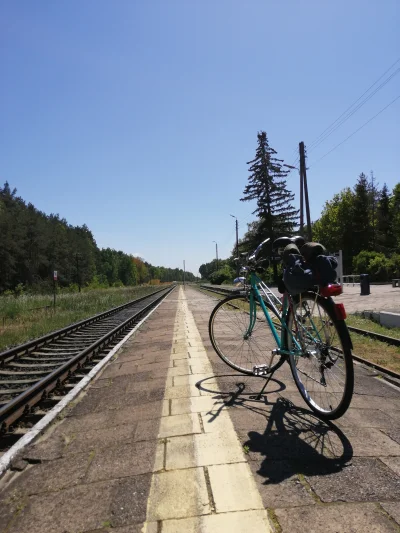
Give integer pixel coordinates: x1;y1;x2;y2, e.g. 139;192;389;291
0;285;168;352
345;314;400;373
346;314;400;340
350;333;400;374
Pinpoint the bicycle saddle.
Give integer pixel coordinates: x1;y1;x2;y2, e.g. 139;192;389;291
273;235;306;250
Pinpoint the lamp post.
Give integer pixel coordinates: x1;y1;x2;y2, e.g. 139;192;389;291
230;215;239;275
212;241;219;270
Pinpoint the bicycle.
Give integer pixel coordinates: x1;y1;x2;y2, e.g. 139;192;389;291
208;237;354;420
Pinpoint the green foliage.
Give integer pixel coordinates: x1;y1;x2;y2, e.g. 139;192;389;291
0;182;197;292
240;132;298;279
376;183;395;252
14;283;25;297
209;265;235;285
389;253;400;277
199;259;231;281
313;176;400;273
352;173;371;254
352;250;400;281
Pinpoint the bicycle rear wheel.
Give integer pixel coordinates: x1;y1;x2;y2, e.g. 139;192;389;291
285;292;354;420
209;293;285;375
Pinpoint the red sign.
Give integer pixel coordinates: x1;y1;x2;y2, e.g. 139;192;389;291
53;271;58;281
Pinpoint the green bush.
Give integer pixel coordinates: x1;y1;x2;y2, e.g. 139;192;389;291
388;254;400;278
353;250;400;281
85;275;109;290
209;265;235;285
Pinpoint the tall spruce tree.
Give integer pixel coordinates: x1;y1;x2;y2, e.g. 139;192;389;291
241;131;298;279
390;183;400;252
368;171;379;250
376;183;394;252
352;173;371;255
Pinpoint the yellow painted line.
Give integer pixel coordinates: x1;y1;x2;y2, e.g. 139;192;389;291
143;287;272;532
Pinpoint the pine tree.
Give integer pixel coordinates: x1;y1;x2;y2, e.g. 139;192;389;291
368;171;379;250
352;173;371;255
241;131;298;278
376;183;394;252
390;183;400;252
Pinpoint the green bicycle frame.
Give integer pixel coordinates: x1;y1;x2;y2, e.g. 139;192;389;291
247;271;303;356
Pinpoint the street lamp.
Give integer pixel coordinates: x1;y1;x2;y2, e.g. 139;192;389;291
230;215;239;276
212;241;219;270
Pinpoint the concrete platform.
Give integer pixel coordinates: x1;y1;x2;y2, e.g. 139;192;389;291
336;284;400;314
0;286;399;532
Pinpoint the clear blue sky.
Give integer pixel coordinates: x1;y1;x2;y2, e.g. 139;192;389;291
1;1;399;276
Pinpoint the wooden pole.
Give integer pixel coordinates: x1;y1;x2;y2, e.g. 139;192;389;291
299;142;312;241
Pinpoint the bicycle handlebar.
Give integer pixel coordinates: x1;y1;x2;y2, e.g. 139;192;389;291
248;238;270;261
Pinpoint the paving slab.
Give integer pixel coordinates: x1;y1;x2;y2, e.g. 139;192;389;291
166;431;245;469
1;474;153;533
159;510;271;533
158;413;201;438
6;452;93;495
145;468;211;521
379;456;400;476
248;460;317;508
305;456;400;502
380;502;400;527
274;502;399;533
86;440;163;482
208;462;264;513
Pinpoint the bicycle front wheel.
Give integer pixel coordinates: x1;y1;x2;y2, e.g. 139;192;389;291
286;292;354;419
209;293;284;375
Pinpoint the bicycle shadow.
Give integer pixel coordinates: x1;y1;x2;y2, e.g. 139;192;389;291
245;397;353;484
196;374;353;483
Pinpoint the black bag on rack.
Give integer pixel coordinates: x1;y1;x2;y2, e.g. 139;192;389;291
282;243;338;295
283;254;314;295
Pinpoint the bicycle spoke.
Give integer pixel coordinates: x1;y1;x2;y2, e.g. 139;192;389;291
287;295;352;418
210;295;280;374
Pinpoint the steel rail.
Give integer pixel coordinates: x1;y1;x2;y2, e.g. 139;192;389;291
0;286;170;364
0;286;175;430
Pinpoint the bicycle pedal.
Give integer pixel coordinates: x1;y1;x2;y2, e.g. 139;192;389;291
253;364;270;376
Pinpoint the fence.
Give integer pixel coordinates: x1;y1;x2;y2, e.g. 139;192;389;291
342;274;361;286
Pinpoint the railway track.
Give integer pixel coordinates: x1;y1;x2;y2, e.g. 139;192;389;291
0;285;175;437
199;284;400;382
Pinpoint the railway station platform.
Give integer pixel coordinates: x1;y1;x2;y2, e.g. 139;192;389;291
0;286;399;532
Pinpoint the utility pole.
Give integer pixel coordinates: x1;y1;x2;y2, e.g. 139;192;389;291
213;241;219;270
183;260;185;286
230;215;239;275
299;159;304;236
299;142;312;241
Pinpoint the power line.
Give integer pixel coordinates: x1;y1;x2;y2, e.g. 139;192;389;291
308;66;400;154
308;57;400;152
311;94;400;166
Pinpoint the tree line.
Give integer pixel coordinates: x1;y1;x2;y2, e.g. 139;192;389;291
313;175;400;280
0;182;197;293
200;131;400;284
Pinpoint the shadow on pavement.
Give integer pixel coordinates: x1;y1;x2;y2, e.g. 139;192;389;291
197;374;353;483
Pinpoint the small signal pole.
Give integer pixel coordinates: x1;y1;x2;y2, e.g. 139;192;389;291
53;270;58;308
230;215;239;276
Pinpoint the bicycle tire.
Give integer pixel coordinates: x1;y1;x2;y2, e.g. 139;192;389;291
209;293;286;375
285;292;354;420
